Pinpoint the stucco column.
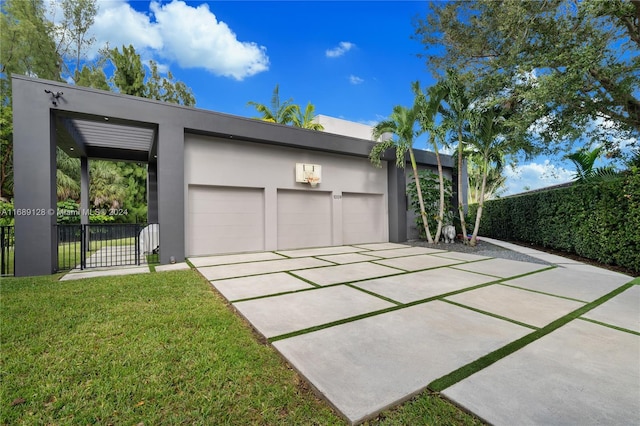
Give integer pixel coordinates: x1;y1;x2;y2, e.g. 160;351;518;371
147;161;158;223
157;124;185;264
387;163;407;243
12;80;58;276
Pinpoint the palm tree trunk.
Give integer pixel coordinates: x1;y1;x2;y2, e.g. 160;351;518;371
409;148;434;244
432;134;445;243
457;129;468;245
470;161;487;247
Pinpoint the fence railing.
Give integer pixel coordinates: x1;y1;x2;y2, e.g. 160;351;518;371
1;225;14;276
56;223;158;272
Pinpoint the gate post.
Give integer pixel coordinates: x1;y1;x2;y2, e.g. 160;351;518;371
80;225;86;270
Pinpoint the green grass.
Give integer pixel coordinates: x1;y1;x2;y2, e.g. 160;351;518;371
0;271;340;424
428;279;637;392
0;270;482;425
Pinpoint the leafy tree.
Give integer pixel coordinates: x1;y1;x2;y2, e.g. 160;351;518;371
414;0;640;153
107;45;196;106
145;60;196;106
370;94;435;243
293;102;324;130
56;0;98;78
1;0;62;200
565;145;618;182
0;104;13;200
248;84;298;125
74;63;109;90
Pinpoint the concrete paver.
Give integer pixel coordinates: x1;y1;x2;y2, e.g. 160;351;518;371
60;265;149;281
274;301;530;424
443;320;640;426
189;242;638;425
155;262;190;272
361;246;445;258
291;262;401;286
189;251;284;267
211;272;315;301
374;254;463;272
233;285;394;338
445;284;585;328
432;251;491;262
198;257;333;280
316;253;382;264
352;242;409;250
276;246;364;258
453;258;550;278
582;285;640;332
354;267;497;304
507;268;631;302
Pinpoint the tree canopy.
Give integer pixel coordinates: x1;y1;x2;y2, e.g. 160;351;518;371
414;0;640;155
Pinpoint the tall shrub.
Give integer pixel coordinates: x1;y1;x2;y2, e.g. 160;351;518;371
476;172;640;273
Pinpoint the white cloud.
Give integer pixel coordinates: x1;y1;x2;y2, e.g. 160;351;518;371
502;160;574;195
55;0;269;81
326;41;355;58
149;1;269;80
349;74;364;85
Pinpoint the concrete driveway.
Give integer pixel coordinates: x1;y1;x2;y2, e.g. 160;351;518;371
190;241;639;425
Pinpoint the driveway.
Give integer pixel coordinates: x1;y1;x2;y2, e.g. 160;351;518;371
190;241;639;425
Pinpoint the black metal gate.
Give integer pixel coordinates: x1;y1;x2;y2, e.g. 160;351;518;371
1;225;14;276
56;224;157;272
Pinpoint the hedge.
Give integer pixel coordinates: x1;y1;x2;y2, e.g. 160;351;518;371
472;168;640;274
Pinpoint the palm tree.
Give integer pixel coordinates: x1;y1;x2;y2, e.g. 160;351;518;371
247;84;298;125
467;106;510;246
438;69;472;244
293;102;324;130
468;155;506;203
370;95;435;243
565;146;617;182
90;161;127;210
415;82;448;242
56;147;80;201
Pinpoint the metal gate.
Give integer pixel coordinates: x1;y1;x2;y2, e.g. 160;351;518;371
56;224;157;271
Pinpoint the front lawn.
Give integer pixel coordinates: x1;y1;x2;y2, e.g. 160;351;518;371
0;270;482;425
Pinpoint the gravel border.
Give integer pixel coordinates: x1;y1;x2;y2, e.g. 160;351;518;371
406;239;552;266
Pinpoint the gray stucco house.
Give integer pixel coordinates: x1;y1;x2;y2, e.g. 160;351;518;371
11;75;465;277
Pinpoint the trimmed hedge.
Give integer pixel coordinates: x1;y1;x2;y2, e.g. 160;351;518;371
473;168;640;274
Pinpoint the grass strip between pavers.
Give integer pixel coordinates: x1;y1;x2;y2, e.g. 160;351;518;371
441;299;538;331
268;280;503;343
428;279;637;392
578;317;640;336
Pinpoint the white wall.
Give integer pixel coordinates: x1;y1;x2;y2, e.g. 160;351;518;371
313;115;391;141
184;134;389;253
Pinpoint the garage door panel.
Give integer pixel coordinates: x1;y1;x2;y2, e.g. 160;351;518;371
343;193;385;244
278;190;331;250
188;186;264;256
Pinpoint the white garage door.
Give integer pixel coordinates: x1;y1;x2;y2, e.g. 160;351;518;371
188;185;264;256
342;193;385;244
277;189;331;250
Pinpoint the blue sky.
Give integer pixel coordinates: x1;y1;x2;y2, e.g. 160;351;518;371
55;0;590;195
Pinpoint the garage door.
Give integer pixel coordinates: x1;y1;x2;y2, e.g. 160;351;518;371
188;185;264;256
342;193;385;244
277;189;331;250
